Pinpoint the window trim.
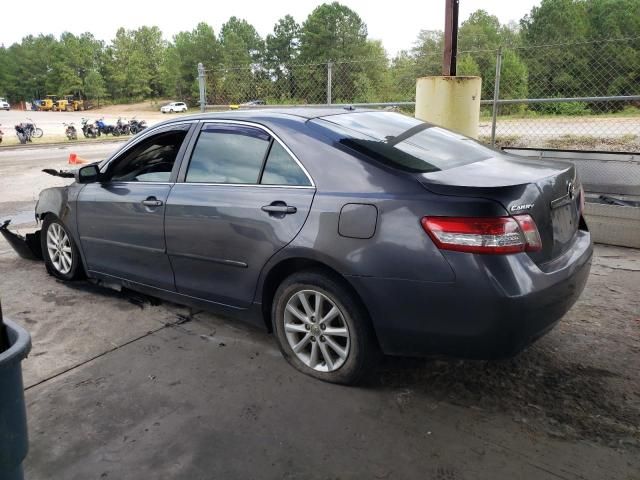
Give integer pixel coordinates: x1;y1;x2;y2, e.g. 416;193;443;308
99;122;196;184
177;119;315;189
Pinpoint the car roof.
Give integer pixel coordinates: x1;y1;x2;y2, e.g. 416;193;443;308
158;107;377;124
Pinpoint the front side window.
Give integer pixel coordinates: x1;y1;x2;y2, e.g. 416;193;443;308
108;129;188;182
186;125;271;184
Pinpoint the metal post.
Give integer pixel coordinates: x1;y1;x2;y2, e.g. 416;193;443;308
197;63;206;113
327;61;333;105
442;0;459;76
491;47;503;148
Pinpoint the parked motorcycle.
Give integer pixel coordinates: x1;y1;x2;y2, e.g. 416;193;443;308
15;124;32;144
115;117;130;136
128;117;147;135
25;118;43;138
96;118;118;136
81;118;98;138
14;119;43;144
64;123;78;141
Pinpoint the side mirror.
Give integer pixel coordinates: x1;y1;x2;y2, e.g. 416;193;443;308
75;164;101;184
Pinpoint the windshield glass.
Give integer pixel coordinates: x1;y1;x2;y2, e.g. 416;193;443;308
314;111;495;173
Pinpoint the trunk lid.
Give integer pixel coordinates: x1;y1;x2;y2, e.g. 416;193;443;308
417;154;581;265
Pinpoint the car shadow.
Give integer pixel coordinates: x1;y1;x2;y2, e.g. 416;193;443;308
367;347;638;449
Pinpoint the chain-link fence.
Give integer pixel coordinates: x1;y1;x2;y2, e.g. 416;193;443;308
199;37;640;153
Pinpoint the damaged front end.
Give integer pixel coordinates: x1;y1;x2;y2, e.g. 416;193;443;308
1;168;82;261
0;220;42;260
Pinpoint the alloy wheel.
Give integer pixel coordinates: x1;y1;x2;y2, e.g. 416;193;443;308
284;289;350;372
46;223;73;275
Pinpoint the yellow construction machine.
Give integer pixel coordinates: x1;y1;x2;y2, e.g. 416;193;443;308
38;95;57;111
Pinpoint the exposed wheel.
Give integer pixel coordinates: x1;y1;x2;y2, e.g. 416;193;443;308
272;270;378;385
34;128;43;138
41;215;83;281
170;109;174;113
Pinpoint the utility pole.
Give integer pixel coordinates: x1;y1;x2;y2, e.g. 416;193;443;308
197;63;206;113
442;0;460;76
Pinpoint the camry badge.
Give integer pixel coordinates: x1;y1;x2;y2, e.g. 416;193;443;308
510;203;534;212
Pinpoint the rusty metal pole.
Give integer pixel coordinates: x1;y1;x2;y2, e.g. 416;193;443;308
442;0;460;76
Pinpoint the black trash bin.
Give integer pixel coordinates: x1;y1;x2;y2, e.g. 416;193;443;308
0;317;31;480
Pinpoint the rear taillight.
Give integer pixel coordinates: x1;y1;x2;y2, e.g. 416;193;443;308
421;215;542;254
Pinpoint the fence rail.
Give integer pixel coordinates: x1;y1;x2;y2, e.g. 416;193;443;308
197;37;640;153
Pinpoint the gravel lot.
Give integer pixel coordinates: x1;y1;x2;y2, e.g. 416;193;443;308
1;143;639;479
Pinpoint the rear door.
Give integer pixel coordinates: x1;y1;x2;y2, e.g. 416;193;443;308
77;123;194;290
165;121;315;308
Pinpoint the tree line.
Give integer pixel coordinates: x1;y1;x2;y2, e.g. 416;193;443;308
0;0;638;108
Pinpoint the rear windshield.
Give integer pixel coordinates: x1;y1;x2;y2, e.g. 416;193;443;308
312;111;494;173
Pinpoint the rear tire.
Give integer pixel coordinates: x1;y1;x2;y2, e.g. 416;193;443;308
272;270;378;385
41;215;83;281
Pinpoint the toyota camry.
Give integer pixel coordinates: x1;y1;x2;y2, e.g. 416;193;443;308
2;109;593;384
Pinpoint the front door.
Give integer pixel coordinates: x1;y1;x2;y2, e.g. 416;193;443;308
77;124;193;290
165;122;315;308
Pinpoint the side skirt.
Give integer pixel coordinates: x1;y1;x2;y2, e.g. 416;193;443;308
87;270;267;331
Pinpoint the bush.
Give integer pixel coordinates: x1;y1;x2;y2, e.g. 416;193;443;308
533;101;590;116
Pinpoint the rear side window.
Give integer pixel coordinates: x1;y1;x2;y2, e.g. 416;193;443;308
313;111;494;173
261;142;311;186
186;125;270;184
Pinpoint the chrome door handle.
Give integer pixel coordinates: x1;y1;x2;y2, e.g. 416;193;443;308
261;204;297;214
142;198;163;207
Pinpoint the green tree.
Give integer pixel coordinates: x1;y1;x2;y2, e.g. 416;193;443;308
133;26;165;97
299;2;369;102
299;2;367;62
84;69;106;101
161;23;222;104
106;28;153;100
520;0;590;99
265;15;300;101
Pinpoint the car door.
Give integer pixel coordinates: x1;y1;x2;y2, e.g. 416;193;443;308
77;123;194;290
165;121;316;308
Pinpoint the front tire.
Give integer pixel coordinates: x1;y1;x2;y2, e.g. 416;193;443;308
34;128;43;138
41;215;83;281
272;270;378;385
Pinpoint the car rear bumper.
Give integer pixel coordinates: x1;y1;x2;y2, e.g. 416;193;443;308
347;229;593;358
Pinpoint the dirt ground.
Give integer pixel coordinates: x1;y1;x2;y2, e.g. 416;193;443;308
0;144;639;479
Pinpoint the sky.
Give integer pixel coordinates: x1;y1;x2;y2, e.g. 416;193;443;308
0;0;540;56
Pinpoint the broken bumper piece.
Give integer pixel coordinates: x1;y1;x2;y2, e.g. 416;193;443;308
0;220;42;260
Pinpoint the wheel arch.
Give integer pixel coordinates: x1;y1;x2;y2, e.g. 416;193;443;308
258;256;379;348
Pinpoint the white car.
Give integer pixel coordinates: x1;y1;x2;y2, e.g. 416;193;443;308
0;98;9;111
160;102;187;113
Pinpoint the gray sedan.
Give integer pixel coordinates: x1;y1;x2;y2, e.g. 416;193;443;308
7;109;592;384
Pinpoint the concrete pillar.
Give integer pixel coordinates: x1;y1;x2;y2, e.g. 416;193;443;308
415;76;482;138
